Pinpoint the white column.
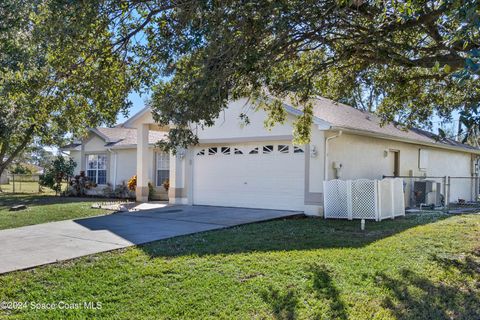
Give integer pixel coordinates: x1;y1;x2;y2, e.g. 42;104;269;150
168;149;188;204
136;124;149;202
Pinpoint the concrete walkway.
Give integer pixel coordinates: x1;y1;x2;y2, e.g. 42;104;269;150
0;205;299;274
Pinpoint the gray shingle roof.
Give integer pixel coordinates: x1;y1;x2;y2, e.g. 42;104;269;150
308;97;478;152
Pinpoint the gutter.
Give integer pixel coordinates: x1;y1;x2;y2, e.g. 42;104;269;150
330;126;480;155
325;131;342;181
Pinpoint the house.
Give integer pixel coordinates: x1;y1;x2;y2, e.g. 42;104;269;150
64;97;480;215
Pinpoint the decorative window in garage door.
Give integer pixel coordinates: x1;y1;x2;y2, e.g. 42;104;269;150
197;144;301;156
262;145;274;154
294;146;304;154
278;145;289;153
221;147;231;155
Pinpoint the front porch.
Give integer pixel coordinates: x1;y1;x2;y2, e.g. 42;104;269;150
135;123;189;204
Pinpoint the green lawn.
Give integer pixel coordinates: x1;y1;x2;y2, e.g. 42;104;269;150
0;181;67;195
0;212;478;319
0;195;112;230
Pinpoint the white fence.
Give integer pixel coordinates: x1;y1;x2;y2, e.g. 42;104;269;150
324;178;405;221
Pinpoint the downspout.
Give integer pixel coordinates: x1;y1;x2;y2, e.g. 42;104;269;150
324;131;342;181
472;155;480;201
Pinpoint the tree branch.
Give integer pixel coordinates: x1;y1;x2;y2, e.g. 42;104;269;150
0;126;35;176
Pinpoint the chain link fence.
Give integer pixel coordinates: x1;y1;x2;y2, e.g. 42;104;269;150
447;176;480;212
0;174;59;195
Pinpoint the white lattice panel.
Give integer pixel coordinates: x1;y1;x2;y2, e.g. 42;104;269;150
351;179;378;220
393;178;405;217
323;180;349;219
378;179;394;221
324;178;405;221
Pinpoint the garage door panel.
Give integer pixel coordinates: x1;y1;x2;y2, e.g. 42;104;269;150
193;142;305;211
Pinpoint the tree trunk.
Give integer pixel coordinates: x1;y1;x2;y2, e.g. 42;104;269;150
0;126;35;187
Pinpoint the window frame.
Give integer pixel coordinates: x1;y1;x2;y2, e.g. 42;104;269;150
156;152;170;187
85;154;108;185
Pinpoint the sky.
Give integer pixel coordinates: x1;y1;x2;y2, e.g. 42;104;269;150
116;91;151;125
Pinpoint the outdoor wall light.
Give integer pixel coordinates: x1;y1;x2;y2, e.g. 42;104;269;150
310;145;318;158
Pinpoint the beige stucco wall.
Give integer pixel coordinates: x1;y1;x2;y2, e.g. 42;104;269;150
70;150;82;176
327;132;472;178
83;135;106;153
326;132;475;203
308;129;325;193
113;149;136;185
196;98;296;141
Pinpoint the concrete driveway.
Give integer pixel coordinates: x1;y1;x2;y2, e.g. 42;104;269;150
0;205;299;274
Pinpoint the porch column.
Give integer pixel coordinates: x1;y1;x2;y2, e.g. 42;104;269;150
136;124;149;202
168;149;189;204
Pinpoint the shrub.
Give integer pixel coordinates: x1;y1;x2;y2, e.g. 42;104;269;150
128;175;137;191
148;182;155;200
163;178;170;191
39;156;76;195
114;181;134;199
11;164;33;175
66;171;97;196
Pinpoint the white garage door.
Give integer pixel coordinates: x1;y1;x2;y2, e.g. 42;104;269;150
193;142;305;210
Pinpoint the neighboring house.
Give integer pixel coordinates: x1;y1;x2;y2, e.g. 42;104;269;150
63;97;480;215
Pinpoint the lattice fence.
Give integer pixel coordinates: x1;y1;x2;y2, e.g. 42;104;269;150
323;180;349;219
324;178;405;221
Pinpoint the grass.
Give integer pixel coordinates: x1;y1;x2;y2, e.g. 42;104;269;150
1;181;47;194
0;212;479;319
0;194;113;230
0;182;67;195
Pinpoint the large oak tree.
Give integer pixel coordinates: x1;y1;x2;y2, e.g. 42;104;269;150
105;0;480;149
2;0;479;169
0;0;133;178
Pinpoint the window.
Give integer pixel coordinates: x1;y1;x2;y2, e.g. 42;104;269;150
208;147;218;155
293;146;304;154
263;145;274;154
221;147;231;155
156;152;170;187
249;147;259;154
196;149;205;156
234;148;243;155
86;154;107;184
278;145;289;153
418;149;428;170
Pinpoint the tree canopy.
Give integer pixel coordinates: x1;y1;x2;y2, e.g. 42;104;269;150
104;0;480;149
0;0;133;176
2;0;479;161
